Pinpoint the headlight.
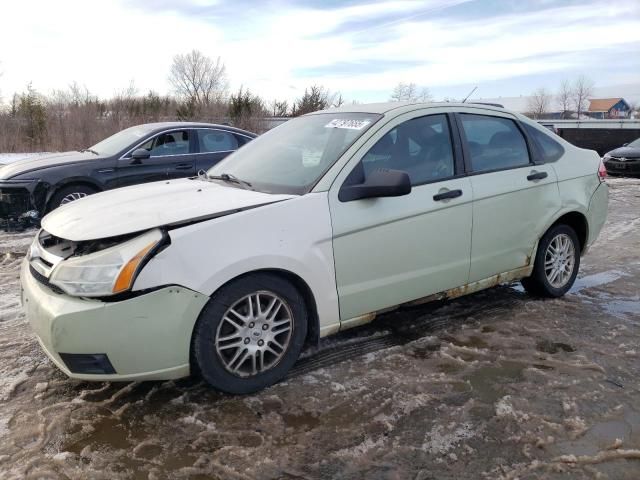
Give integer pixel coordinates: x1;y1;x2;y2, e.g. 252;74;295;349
49;229;164;297
603;154;611;160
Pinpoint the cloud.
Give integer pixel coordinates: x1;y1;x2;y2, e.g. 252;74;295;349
0;0;638;103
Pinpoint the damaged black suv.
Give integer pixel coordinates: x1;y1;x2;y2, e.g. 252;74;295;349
0;122;256;223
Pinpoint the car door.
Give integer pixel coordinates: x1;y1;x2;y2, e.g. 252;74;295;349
328;111;473;321
116;129;197;187
455;110;561;283
194;129;245;172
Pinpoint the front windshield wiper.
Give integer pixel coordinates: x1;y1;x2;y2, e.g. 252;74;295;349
79;148;99;155
204;172;254;190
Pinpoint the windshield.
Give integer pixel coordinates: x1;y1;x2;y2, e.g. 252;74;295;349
207;113;382;194
89;125;154;156
628;138;640;148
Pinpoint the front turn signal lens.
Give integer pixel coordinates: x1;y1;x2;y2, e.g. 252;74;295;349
112;242;157;294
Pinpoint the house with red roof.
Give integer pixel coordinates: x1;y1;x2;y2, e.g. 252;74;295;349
588;98;631;119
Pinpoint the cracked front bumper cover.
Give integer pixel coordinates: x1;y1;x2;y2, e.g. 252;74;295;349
21;259;209;381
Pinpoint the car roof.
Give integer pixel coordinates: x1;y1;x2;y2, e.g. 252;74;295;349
139;122;257;137
309;101;510;117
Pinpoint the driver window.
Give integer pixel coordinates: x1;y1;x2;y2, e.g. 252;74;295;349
345;114;455;186
139;130;190;157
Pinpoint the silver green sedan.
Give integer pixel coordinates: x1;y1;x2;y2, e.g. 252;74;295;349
22;102;608;394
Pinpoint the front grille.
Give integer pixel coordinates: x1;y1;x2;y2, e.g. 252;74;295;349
29;264;64;294
0;189;31;218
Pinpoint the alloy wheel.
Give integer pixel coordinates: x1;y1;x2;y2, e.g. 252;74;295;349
215;291;294;378
544;233;576;288
60;192;88;206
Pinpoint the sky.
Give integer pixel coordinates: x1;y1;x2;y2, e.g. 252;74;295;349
0;0;639;105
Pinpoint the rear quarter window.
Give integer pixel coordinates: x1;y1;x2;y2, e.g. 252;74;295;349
523;123;564;163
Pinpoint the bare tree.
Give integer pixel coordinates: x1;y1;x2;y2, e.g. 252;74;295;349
390;82;419;102
168;50;228;109
557;79;572;119
390;83;432;102
418;87;433;102
572;75;594;119
270;99;289;117
332;93;345;108
527;87;553;119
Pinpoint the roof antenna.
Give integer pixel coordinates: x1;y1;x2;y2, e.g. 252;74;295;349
462;86;477;103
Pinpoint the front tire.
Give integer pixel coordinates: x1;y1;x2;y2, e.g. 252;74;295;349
522;224;580;298
193;273;307;394
48;184;97;212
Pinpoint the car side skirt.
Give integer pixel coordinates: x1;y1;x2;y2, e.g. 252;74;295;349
332;265;534;335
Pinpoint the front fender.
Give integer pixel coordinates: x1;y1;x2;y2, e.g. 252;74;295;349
133;193;341;333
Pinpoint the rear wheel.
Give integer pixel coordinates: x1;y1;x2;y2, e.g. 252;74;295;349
193;273;307;394
522;224;580;298
48;184;97;211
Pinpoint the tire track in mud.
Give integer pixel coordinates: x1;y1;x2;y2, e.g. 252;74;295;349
288;290;524;379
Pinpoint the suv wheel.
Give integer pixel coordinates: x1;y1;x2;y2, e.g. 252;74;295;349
193;273;307;394
522;224;580;298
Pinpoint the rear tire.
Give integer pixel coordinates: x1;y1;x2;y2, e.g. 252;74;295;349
522;224;580;298
48;184;97;212
193;273;307;394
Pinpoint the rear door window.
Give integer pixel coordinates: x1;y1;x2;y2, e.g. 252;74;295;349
198;130;239;153
459;114;530;173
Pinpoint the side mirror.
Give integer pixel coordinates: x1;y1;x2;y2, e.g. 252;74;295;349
131;148;151;161
339;168;411;202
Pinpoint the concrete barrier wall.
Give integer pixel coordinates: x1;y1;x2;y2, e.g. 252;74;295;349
557;129;640;156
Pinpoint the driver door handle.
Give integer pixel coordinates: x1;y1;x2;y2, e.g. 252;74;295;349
433;189;462;201
174;163;193;170
527;171;548;181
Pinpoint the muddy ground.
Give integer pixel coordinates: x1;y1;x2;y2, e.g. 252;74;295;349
1;178;639;479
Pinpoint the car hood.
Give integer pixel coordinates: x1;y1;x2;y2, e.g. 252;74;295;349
0;151;104;180
605;146;640;159
42;178;296;241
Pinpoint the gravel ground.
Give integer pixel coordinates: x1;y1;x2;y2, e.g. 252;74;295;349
0;178;639;479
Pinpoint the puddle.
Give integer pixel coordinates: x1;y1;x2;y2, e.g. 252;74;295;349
603;300;640;319
464;361;525;404
536;340;576;354
556;408;640;457
64;416;132;454
570;270;626;294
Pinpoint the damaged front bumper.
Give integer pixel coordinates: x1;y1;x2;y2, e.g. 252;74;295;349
20;259;209;381
0;179;43;229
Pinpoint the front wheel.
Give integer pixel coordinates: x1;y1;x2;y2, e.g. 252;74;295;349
522;224;580;298
192;273;307;394
48;184;97;212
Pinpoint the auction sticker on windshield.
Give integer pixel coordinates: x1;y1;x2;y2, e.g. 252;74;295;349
325;119;371;130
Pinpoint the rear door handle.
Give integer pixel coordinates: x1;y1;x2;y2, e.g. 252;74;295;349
433;189;463;201
174;163;193;170
527;171;548;181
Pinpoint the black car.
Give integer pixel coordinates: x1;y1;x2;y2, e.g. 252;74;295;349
603;137;640;176
0;122;256;220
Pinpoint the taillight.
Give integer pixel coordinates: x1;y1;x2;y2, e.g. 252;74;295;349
598;160;607;181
